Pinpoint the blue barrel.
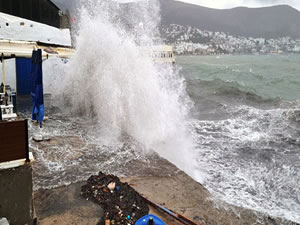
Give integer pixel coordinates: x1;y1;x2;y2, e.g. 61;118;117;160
135;214;166;225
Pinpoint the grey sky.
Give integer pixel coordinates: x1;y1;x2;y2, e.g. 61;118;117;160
51;0;300;11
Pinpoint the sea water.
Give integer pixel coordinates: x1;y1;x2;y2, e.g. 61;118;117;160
179;55;300;223
26;0;300;223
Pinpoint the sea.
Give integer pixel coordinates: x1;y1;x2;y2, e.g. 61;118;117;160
24;0;300;223
178;55;300;223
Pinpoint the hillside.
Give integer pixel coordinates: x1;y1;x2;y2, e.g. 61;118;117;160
160;0;300;39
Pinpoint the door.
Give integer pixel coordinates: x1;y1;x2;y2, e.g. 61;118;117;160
16;58;32;95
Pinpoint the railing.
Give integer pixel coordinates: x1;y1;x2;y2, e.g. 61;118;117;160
0;120;29;163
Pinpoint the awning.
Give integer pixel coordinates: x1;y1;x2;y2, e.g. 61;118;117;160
0;40;75;59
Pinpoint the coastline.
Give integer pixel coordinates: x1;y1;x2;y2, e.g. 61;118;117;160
34;162;299;225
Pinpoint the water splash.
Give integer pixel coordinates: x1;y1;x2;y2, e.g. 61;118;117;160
48;0;197;176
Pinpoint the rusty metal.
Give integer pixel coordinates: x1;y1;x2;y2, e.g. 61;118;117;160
141;195;203;225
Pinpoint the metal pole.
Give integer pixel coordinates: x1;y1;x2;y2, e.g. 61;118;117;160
1;53;5;93
24;119;30;162
141;195;203;225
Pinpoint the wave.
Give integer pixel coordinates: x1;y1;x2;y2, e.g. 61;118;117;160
178;55;300;102
193;104;300;223
185;78;286;120
187;78;279;103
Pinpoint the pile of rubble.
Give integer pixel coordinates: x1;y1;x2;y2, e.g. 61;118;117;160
81;172;149;225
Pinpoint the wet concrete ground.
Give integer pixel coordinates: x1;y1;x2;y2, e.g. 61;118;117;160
0;165;33;225
35;182;103;225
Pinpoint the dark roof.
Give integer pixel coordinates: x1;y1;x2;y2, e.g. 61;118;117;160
48;0;60;10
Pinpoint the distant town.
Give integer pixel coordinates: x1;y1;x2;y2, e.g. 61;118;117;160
161;24;300;55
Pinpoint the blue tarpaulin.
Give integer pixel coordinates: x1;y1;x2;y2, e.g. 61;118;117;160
31;49;44;127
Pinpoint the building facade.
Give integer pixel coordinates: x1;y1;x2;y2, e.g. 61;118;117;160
0;0;60;28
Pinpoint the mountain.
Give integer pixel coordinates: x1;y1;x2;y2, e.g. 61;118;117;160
159;0;300;39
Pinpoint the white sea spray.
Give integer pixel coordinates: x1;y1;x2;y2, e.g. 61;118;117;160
48;0;197;177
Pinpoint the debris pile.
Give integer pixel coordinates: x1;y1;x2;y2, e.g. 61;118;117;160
81;172;149;225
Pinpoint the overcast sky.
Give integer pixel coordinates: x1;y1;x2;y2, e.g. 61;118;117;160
52;0;300;11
